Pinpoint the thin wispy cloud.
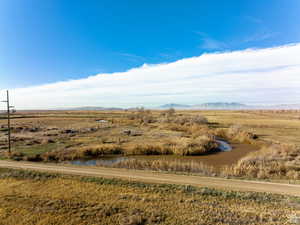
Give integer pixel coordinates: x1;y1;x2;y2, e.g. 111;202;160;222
117;52;146;63
2;43;300;109
243;16;278;43
196;32;228;50
244;31;278;43
200;38;227;50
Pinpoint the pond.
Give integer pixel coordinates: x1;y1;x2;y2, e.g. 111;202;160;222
216;140;232;152
68;140;257;168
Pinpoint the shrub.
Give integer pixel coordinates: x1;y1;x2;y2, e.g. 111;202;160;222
225;144;300;179
78;144;123;157
39;144;124;162
42;151;63;161
125;143;172;155
159;114;208;128
173;115;208;125
127;110;156;124
123;135;218;156
215;124;258;144
104;158;215;175
9;152;25;161
171;135;218;156
23;154;43;162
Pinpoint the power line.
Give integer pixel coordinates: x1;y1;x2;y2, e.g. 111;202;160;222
1;90;14;155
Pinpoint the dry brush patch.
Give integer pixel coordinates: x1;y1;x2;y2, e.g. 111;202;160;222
123;135;219;156
224;144;300;179
0;168;298;225
214;124;259;145
15;134;220;162
3;110;222;161
2;110;300;181
96;158;216;176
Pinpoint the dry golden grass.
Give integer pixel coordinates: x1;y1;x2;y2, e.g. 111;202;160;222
197;110;300;146
214;124;259;145
17;134;218;162
1;109;299;180
98;158;216;176
190;110;300;180
1;111;221;160
223;144;300;179
0;168;298;225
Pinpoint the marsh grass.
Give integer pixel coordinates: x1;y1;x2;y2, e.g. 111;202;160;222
214;124;259;145
100;158;216;175
223;144;300;179
76;144;124;156
9;134;220;162
27;135;219;162
2;110;300;180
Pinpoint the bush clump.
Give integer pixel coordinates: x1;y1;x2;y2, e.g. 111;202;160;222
224;144;300;179
171;135;218;156
125;143;172;155
215;124;258;144
103;158;215;175
160;114;208;125
124;135;218;156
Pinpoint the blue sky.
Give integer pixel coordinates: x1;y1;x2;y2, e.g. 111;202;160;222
0;0;300;108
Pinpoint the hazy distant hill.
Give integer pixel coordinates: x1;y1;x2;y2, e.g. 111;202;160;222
158;102;248;109
65;106;124;111
159;103;191;109
193;102;248;109
13;103;300;111
258;104;300;110
158;102;300;110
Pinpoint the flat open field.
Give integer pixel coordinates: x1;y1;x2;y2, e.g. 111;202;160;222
201;110;300;146
0;109;299;180
0;110;300;225
0;168;299;225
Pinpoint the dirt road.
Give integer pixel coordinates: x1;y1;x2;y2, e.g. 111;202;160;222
0;160;300;196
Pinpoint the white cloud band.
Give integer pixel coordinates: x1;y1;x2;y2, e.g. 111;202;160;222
2;43;300;109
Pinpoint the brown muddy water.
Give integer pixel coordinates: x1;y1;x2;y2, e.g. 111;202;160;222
69;141;258;168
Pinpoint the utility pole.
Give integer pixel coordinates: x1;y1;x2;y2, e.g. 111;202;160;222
1;90;14;155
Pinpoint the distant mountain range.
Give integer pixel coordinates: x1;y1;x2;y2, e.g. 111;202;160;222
158;102;300;110
64;106;124;111
158;103;192;109
5;103;300;112
67;103;250;110
159;102;248;109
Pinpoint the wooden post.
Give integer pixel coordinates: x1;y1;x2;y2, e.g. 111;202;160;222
6;90;11;154
1;90;12;155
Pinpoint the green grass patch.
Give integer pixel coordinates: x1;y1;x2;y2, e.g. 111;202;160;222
14;143;62;156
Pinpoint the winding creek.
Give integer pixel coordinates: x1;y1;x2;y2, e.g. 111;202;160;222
216;140;232;152
69;140;257;168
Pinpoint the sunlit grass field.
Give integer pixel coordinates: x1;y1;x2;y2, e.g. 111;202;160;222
0;109;299;179
0;168;299;225
200;110;300;146
0;110;300;224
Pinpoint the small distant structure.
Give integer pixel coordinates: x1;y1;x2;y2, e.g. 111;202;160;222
95;119;108;123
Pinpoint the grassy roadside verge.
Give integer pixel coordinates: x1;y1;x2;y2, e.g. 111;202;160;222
0;168;299;225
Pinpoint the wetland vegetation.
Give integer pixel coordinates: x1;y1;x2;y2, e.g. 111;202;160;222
0;109;299;180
